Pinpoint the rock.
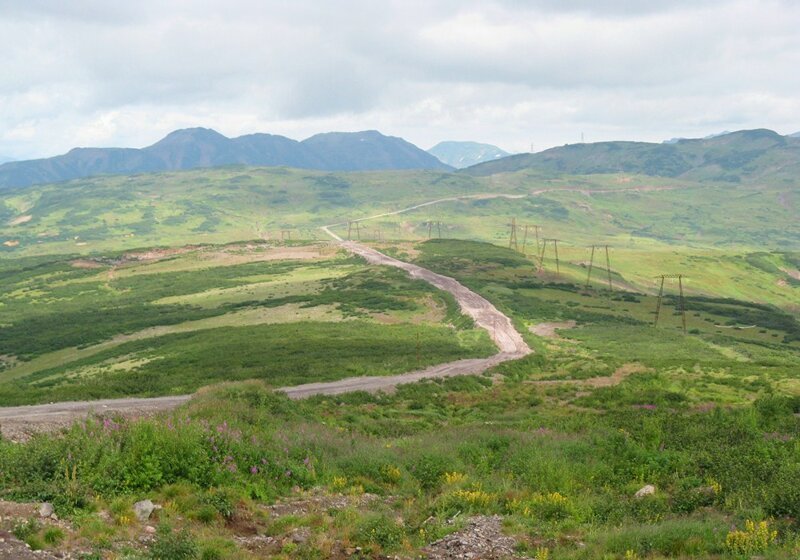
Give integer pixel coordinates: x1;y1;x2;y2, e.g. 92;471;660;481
634;484;656;498
133;499;156;522
422;515;524;559
38;502;54;518
144;525;157;534
291;527;310;544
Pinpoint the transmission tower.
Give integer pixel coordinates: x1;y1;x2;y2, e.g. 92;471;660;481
539;238;561;274
521;224;541;256
653;274;687;333
508;218;519;251
427;220;442;239
347;221;361;241
585;244;613;291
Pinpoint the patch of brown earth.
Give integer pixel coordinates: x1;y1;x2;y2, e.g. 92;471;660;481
70;259;104;269
584;362;649;388
7;215;32;226
527;363;649;389
529;321;577;338
781;267;800;281
422;515;527;559
2;240;19;247
260;491;380;517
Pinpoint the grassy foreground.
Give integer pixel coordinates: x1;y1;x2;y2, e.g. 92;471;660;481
0;240;799;559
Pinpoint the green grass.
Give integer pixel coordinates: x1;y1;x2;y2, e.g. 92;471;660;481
0;240;799;558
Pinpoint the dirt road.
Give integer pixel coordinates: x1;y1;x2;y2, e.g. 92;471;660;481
0;227;530;438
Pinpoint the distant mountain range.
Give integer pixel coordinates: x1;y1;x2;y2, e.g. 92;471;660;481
465;129;800;183
428;141;510;168
0;155;14;164
0;128;451;189
790;131;800;138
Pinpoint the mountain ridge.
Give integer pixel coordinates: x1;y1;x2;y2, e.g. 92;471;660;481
0;128;450;189
464;128;800;183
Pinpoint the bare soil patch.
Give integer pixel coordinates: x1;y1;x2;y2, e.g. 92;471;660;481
2;240;19;247
69;259;103;269
530;321;577;338
7;214;32;226
781;267;800;281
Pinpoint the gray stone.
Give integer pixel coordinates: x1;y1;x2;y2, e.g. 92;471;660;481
38;502;54;518
133;499;156;522
634;484;656;498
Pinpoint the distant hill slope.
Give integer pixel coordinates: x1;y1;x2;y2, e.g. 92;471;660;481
0;155;14;164
428;141;510;168
0;128;450;189
465;129;800;183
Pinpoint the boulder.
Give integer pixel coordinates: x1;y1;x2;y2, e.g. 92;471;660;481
133;499;156;522
38;502;54;518
634;484;656;498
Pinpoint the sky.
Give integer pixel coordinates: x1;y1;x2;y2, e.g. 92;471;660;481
1;0;799;160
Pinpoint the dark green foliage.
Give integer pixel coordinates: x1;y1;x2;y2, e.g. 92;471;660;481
148;524;199;560
353;513;405;550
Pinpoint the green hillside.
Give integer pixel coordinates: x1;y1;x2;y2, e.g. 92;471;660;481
466;129;800;184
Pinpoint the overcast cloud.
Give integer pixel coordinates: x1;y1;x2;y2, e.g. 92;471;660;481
0;0;798;159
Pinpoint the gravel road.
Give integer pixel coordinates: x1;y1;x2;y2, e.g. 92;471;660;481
0;197;532;438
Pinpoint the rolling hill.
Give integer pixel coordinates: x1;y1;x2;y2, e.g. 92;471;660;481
428;141;510;168
465;129;800;183
0;128;450;190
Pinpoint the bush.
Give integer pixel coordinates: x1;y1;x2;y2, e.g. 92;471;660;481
42;526;65;546
409;453;450;490
725;520;777;556
353;513;405;550
148;524;199;560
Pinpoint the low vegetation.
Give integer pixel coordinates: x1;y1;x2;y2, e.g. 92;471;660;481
0;240;798;558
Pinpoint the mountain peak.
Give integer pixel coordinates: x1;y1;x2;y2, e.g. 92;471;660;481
149;127;229;147
429;141;510;169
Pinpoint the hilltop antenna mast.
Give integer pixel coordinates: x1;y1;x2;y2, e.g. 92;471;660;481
653;274;687;333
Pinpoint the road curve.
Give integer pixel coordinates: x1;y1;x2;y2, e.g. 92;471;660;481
0;200;532;439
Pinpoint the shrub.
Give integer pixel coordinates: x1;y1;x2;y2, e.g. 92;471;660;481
202;488;237;520
725;520;777;556
42;526;65;546
410;453;450;490
148;524;199;560
353;513;405;550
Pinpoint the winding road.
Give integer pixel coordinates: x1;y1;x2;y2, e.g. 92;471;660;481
0;196;531;438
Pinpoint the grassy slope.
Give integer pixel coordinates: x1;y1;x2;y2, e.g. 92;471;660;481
1;165;797;307
1;241;799;559
0;244;493;404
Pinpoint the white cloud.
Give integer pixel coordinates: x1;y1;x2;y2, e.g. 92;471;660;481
0;0;798;159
